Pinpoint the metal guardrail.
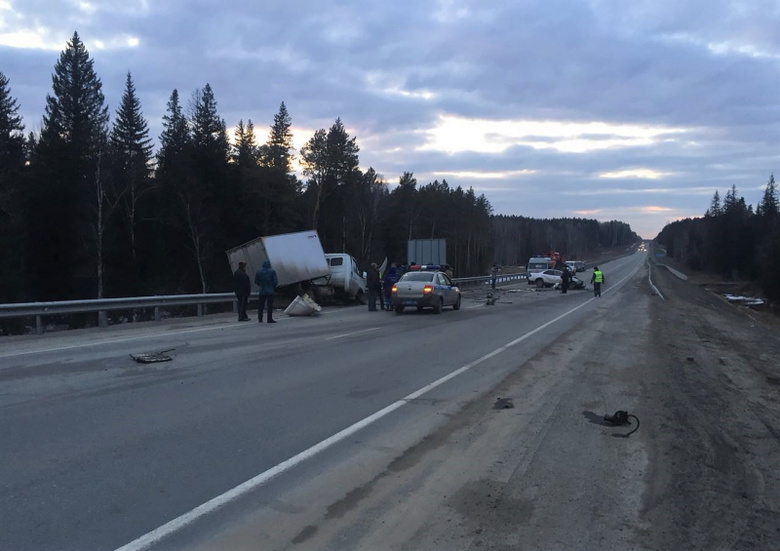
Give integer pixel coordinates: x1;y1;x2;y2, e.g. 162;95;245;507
0;273;529;334
0;293;238;334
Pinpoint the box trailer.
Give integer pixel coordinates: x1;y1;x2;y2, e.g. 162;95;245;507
226;231;330;290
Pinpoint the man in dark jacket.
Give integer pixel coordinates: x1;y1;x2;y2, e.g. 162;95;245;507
255;259;279;323
366;263;381;311
234;261;251;321
561;267;571;294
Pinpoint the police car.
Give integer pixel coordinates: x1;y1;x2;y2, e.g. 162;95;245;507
391;265;461;314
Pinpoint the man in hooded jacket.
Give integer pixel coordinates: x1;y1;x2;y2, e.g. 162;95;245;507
255;259;279;323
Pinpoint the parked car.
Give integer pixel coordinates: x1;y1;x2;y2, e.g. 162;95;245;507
528;269;563;288
392;270;461;313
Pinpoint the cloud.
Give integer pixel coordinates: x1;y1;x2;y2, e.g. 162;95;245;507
1;0;779;239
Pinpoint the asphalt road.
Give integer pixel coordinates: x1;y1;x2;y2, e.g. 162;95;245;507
0;252;646;551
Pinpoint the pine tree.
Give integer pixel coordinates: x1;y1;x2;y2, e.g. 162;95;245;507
706;190;722;217
110;72;153;276
32;31;110;301
157;89;190;177
757;174;779;219
257;102;299;235
0;72;26;302
233;119;258;168
300;118;359;237
264;102;293;174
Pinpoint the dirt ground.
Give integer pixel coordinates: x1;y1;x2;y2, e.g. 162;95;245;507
196;261;780;551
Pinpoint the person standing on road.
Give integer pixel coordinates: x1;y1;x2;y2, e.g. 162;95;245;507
561;267;571;294
591;266;604;297
383;263;398;311
233;261;251;321
366;262;381;311
255;259;278;323
490;264;499;289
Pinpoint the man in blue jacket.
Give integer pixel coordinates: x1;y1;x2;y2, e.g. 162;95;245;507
255;259;279;323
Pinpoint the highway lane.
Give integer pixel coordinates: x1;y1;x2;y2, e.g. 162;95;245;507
0;252;645;550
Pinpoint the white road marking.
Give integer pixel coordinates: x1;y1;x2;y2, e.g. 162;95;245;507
115;265;648;551
324;327;380;340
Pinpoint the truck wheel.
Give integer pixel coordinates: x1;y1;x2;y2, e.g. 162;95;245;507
395;305;404;314
434;298;443;314
355;289;366;304
452;295;461;310
535;279;545;288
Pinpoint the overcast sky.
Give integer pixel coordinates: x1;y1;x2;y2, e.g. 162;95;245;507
2;0;779;238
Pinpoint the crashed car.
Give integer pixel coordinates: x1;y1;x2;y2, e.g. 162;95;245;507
554;273;586;290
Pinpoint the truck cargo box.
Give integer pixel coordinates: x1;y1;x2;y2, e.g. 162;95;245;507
226;231;330;290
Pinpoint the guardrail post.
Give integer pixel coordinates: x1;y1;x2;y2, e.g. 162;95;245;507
98;311;108;328
197;304;203;317
232;300;238;313
36;315;43;334
154;307;161;321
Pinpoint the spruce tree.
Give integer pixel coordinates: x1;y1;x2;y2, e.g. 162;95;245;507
0;72;26;303
706;190;722;217
758;174;779;219
233;119;258;168
32;31;110;301
110;72;153;282
258;102;299;235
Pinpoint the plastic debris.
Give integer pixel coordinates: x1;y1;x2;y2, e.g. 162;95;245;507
130;349;175;363
284;294;322;316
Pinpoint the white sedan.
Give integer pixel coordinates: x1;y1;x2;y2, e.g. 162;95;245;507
528;269;563;288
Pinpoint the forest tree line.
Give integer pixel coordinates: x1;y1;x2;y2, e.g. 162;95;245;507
656;177;780;303
1;32;638;305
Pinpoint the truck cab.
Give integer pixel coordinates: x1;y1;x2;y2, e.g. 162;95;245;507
312;253;367;303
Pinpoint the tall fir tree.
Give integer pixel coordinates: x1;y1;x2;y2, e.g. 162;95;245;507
110;72;154;292
152;89;193;293
257;102;299;235
300;118;359;243
706;190;722;217
32;31;110;301
0;72;27;303
757;174;779;219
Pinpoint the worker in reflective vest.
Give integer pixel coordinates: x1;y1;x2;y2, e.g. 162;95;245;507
591;266;604;297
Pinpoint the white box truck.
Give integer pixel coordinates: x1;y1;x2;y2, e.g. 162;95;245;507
226;230;330;290
226;231;366;303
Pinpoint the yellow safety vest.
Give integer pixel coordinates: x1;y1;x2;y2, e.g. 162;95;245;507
593;270;603;283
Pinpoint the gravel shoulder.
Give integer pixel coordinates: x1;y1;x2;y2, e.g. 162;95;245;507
194;262;780;550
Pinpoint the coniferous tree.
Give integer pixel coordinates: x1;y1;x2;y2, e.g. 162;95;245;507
110;72;153;292
0;72;26;303
300;118;359;244
233;119;258;168
257;102;300;235
181;84;229;292
32;31;110;301
154;89;192;293
757;174;779;219
706;190;722;217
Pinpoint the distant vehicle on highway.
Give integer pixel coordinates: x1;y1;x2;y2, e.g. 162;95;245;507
392;270;461;313
565;260;586;272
